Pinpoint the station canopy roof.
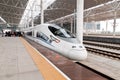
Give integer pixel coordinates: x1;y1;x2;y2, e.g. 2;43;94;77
0;0;28;27
35;0;115;23
84;0;120;22
0;0;116;27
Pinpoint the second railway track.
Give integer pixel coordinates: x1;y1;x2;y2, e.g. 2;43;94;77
84;44;120;60
83;41;120;50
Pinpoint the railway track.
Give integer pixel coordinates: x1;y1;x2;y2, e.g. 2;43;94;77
83;40;120;60
84;44;120;60
83;41;120;50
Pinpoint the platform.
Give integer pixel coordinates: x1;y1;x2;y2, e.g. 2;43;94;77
0;37;43;80
0;37;44;80
0;37;69;80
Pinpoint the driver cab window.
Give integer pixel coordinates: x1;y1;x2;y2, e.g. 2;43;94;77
48;26;58;35
48;26;75;38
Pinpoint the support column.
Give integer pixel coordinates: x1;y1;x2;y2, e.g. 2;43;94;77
86;17;89;35
61;20;63;27
94;21;96;33
71;18;73;33
73;9;76;35
27;19;29;28
31;10;34;37
31;16;34;28
84;22;87;34
113;11;116;36
106;20;108;33
41;0;44;24
76;0;84;44
74;22;76;35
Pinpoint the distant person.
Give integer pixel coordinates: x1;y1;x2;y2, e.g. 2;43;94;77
1;30;4;37
5;32;8;36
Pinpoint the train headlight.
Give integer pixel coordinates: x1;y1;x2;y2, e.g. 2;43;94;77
79;46;83;48
72;46;83;48
72;46;76;48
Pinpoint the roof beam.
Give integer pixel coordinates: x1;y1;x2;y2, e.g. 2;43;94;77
0;2;26;10
2;16;21;21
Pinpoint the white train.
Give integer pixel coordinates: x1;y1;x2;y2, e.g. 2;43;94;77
24;24;87;61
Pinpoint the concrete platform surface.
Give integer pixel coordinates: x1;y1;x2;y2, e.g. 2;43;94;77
0;37;44;80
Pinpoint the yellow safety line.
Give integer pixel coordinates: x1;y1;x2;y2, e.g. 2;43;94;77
20;37;67;80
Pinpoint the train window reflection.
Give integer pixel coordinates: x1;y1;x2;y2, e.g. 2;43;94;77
26;31;32;36
37;32;49;41
48;26;75;38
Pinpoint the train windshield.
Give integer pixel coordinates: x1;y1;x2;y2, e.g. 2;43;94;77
49;26;75;38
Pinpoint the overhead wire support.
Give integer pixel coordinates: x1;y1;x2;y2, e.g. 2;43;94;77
110;0;120;36
40;0;44;24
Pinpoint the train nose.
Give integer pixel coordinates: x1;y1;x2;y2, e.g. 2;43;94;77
68;49;87;61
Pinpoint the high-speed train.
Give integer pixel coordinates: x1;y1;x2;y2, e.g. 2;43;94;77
24;24;87;61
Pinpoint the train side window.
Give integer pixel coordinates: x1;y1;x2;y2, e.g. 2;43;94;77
37;32;49;41
36;32;41;37
26;31;32;36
